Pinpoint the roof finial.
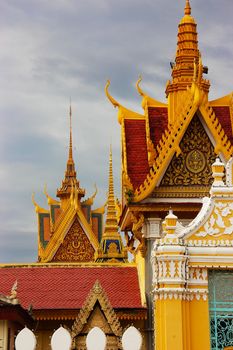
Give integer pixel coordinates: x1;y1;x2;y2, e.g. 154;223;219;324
69;98;73;161
57;102;85;201
108;144;114;203
184;0;191;15
103;144;118;237
95;146;128;262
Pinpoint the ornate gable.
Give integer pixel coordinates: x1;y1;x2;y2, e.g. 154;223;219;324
168;157;233;245
153;114;216;198
52;216;95;262
71;280;122;349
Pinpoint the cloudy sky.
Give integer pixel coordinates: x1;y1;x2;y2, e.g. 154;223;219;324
0;0;232;262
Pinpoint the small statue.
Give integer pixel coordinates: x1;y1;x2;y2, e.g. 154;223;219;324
9;280;18;300
131;213;146;257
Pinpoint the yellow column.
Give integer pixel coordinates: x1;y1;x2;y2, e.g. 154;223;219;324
155;298;184;350
189;297;211;350
135;251;146;306
0;320;8;350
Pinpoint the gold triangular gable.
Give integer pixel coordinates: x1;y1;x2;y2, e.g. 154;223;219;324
71;280;122;348
39;201;99;263
153;115;216;198
52;216;95;262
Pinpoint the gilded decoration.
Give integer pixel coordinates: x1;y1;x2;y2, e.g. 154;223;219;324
108;242;118;254
72;280;122;349
186;149;206;174
160;115;216;187
195;201;233;238
125;213;146;256
52;217;95;262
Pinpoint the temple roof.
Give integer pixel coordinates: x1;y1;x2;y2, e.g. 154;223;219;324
0;265;144;310
124;104;233;192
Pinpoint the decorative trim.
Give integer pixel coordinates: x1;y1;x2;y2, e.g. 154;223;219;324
154;288;208;301
71;280;122;344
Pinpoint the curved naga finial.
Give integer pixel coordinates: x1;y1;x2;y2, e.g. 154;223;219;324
32;192;39;211
82;184;98;206
136;75;145;97
32;192;48;213
105;80;120;108
44;184;60;205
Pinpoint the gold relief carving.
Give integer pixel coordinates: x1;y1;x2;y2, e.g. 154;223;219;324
52;217;95;262
130;213;146;257
72;280;122;342
160;115;216;187
81;306;112;334
107;242;118;254
186;150;206;173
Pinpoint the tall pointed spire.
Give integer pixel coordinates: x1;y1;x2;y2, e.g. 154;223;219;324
184;0;191;15
166;0;199;95
103;144;119;237
68;103;73;162
66;102;76;176
165;0;210;123
95;146;127;262
57;104;85;204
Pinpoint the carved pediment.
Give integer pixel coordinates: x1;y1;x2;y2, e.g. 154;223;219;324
71;281;122;349
52;217;95;262
153;114;217;198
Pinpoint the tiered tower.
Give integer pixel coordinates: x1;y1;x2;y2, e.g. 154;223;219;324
95;146;128;262
56;105;85;208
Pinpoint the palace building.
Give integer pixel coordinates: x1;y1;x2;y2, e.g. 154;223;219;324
0;1;233;349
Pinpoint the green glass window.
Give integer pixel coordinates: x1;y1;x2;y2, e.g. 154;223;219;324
209;270;233;349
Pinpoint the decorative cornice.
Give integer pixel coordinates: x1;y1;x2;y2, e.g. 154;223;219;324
154;288;208;301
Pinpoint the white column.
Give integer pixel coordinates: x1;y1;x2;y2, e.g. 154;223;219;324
143;218;162;239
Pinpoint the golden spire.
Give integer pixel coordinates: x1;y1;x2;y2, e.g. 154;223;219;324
68;103;73;162
57;104;85;203
95;146;128;262
184;0;191;15
103;144;119;237
66;102;76;177
165;0;209;97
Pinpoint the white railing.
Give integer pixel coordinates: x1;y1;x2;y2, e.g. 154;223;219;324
15;325;142;350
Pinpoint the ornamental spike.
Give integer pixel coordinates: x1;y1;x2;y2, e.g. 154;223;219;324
184;0;191;15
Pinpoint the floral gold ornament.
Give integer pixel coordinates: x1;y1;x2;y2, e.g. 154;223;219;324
186;149;206;173
161;115;216;187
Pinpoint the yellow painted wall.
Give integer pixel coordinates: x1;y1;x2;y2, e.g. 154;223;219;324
155;298;184;350
189;299;211;350
155;297;210;350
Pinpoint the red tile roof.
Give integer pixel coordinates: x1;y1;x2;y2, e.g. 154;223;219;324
124;119;149;189
212;106;233;144
0;266;143;310
148;107;168;148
